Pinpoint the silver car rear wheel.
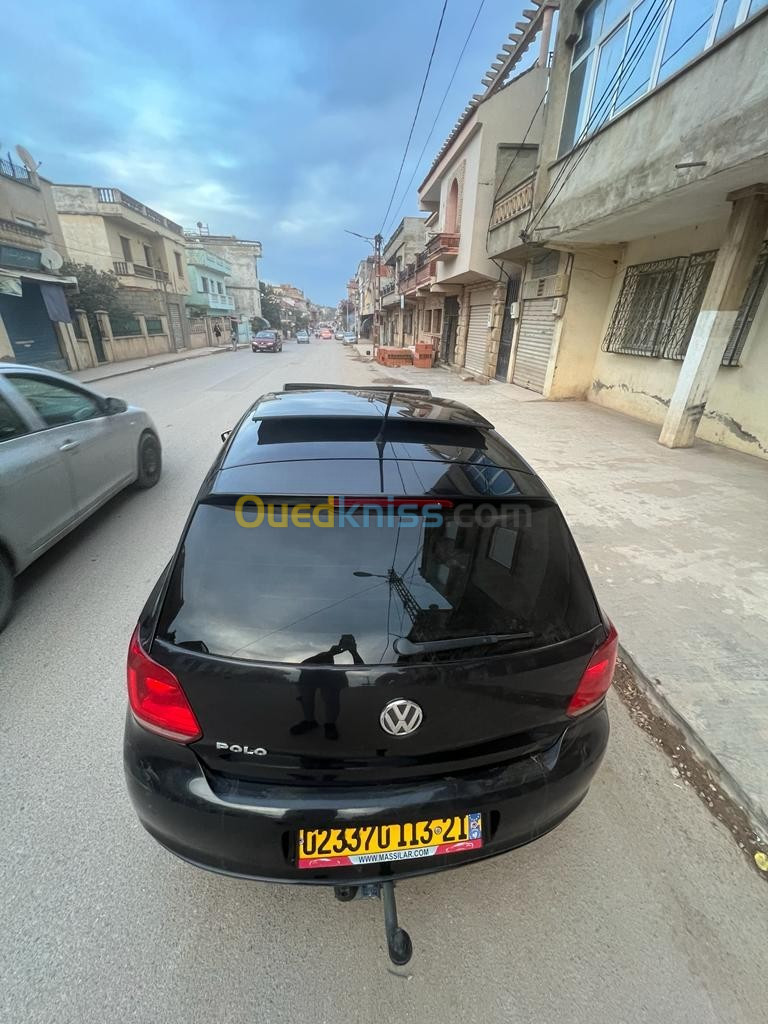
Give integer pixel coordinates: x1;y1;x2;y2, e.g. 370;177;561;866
135;432;162;489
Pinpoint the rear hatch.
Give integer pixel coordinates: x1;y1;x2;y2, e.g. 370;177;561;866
151;495;604;784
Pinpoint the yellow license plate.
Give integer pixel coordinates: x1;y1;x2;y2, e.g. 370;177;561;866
297;813;482;869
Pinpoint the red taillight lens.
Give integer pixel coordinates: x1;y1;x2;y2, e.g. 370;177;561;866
126;627;202;742
567;623;618;717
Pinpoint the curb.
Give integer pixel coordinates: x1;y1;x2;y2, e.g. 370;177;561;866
618;643;768;843
73;346;228;384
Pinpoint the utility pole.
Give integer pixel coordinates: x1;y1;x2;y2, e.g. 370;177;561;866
374;232;382;350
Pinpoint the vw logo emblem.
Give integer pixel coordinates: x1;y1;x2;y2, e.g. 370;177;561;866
380;698;423;736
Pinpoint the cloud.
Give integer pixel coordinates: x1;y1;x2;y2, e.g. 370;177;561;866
1;0;515;303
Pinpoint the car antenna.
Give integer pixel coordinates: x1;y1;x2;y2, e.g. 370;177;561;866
374;392;394;491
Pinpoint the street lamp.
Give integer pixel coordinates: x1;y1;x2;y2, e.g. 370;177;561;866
345;228;383;348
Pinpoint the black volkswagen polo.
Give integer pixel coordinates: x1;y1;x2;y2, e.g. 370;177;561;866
124;385;616;960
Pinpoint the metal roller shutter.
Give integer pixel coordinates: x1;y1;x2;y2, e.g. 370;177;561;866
465;303;491;375
512;297;555;392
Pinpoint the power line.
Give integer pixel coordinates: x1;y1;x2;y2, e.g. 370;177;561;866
382;0;486;239
378;0;449;235
526;0;676;237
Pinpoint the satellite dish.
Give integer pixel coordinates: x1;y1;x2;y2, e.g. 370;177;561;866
15;145;40;171
40;247;64;271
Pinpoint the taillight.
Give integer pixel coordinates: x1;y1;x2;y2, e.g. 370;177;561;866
126;627;202;742
566;623;618;717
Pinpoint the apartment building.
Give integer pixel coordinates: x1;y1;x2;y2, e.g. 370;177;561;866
185;248;234;315
0;154;80;370
52;184;190;354
184;231;263;323
490;0;768;458
381;217;427;346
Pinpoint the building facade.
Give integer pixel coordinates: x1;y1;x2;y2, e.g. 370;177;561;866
381;217;427;346
0;156;80;370
490;0;768;458
184;232;263;323
185;248;234;315
52;184;191;353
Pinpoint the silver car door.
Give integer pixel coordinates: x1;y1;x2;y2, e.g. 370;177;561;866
5;372;131;517
0;382;77;570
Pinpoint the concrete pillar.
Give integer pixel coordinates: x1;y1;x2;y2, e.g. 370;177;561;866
158;314;171;351
54;321;81;371
659;185;768;448
0;313;14;360
484;281;507;379
454;287;470;367
95;310;114;362
74;309;98;368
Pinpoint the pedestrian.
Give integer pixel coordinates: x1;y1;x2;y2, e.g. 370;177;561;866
212;322;222;345
230;322;238;350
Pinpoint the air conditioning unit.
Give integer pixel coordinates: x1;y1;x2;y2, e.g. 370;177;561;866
509;301;520;319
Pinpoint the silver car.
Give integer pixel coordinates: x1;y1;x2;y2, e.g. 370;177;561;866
0;362;161;629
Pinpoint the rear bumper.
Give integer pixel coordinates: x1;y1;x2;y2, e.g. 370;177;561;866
124;705;608;884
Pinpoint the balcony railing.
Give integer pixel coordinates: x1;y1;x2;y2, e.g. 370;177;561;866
207;293;235;310
0;217;47;239
0;158;35;187
490;174;535;230
424;231;460;261
97;187;184;236
113;260;169;283
398;256;436;294
186;247;232;274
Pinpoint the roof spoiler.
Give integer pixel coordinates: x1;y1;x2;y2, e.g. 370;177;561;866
282;383;432;397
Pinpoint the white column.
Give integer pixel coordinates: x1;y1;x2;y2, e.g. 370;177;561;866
659;185;768;449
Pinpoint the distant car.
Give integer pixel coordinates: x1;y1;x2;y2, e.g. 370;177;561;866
321;329;333;340
342;332;358;346
0;362;161;630
335;331;344;340
296;330;310;344
252;330;283;353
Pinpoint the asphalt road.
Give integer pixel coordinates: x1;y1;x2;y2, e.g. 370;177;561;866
1;338;766;1024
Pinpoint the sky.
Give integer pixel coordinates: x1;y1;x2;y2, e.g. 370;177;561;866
1;0;523;306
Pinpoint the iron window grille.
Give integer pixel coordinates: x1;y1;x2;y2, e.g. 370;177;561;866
603;242;768;364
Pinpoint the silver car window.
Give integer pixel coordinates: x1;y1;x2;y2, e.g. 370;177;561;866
0;394;30;442
8;375;102;428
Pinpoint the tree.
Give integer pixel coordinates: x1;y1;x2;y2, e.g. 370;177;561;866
61;261;130;322
258;281;283;329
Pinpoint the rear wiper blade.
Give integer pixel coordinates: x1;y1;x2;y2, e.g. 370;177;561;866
393;632;535;656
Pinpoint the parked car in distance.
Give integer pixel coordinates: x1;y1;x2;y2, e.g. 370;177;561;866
0;362;161;630
321;328;333;339
124;384;616;897
335;331;344;340
296;330;310;344
342;332;358;346
252;330;283;353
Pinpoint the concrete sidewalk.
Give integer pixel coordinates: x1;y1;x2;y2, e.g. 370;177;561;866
70;345;228;384
358;356;768;834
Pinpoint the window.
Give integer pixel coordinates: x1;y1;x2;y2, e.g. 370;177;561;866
0;394;29;442
9;376;102;427
433;308;442;334
603;246;765;364
559;0;757;156
217;281;224;294
445;178;459;233
174;251;184;277
404;310;413;334
143;244;153;267
120;235;132;261
201;276;209;293
156;503;600;664
723;242;768;365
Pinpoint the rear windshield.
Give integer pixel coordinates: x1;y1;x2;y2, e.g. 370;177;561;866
157;502;600;664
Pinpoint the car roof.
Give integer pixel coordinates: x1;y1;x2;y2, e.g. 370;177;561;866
204;386;550;502
241;387;493;426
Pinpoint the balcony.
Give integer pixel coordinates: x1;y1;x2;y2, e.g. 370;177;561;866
488;174;536;258
424;231;460;261
398;253;436;295
0;158;37;189
113;260;169;284
207;293;235;310
186;247;232;275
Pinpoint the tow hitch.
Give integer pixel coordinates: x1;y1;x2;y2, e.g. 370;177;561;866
334;881;413;966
